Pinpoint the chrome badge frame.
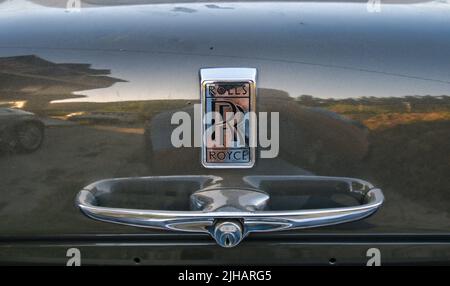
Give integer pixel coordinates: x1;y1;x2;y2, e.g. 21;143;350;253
200;68;257;168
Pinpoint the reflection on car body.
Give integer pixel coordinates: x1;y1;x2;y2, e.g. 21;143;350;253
0;0;450;266
0;108;44;153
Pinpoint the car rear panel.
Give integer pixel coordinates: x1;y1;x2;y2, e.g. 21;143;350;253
1;0;450;264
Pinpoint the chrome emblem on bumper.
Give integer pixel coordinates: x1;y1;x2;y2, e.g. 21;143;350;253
200;68;257;168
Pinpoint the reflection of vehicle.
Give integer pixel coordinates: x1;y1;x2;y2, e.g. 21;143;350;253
0;108;44;153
